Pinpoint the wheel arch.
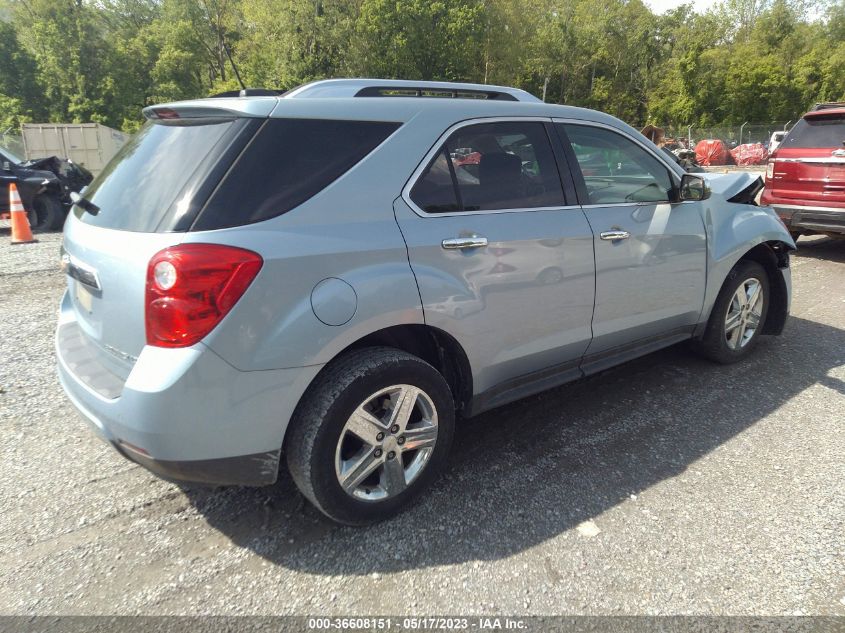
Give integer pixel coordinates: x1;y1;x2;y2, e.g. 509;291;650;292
340;324;473;414
736;241;792;335
700;239;792;337
284;323;473;452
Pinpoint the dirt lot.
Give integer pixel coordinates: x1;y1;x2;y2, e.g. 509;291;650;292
0;231;843;616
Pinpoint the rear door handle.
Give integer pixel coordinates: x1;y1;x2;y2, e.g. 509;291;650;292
442;236;488;250
832;149;845;158
600;230;630;241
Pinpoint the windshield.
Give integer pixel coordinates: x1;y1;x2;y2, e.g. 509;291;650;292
0;144;23;164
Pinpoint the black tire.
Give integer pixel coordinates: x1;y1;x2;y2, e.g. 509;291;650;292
285;347;455;525
28;194;63;233
694;260;770;364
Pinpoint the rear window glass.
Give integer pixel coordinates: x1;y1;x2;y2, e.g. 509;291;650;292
780;115;845;149
75;119;245;232
193;118;401;230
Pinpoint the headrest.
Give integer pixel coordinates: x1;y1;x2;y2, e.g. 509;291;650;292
479;152;522;187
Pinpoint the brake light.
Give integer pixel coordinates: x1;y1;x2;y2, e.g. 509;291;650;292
152;107;180;120
145;244;263;348
766;161;775;180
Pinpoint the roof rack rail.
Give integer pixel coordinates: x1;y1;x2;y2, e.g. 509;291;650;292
354;86;517;101
283;79;542;103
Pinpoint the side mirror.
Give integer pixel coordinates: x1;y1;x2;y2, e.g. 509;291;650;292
678;174;710;201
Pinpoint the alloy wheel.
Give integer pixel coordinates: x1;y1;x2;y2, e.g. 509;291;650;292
724;277;764;350
334;384;438;501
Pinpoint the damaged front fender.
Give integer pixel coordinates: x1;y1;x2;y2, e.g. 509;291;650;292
702;171;765;204
698;178;796;334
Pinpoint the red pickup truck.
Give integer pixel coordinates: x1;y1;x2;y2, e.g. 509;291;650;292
761;103;845;240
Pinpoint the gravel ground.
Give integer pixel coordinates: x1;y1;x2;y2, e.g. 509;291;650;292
0;230;843;616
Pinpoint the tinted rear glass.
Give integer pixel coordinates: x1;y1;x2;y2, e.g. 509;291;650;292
75;119;248;232
193;118;401;230
780;115;845;150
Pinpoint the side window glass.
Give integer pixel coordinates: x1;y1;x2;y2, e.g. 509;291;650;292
409;148;460;213
195;119;400;230
561;124;673;205
410;121;565;213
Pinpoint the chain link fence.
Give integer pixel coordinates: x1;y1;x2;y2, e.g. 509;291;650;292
662;122;794;149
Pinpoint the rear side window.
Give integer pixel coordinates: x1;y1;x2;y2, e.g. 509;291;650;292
410;121;565;213
76;119;247;232
780;115;845;149
194;118;401;230
409;149;460;213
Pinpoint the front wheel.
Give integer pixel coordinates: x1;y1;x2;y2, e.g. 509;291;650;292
28;194;63;232
694;260;770;364
286;347;455;525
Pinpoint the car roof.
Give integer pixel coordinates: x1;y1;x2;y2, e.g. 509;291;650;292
144;96;632;131
147;79;616;120
143;79;653;153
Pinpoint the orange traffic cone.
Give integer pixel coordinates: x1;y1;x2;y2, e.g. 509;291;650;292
9;182;37;245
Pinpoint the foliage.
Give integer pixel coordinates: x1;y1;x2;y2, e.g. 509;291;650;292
0;0;840;132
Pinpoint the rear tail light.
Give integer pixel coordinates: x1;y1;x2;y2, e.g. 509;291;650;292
766;161;775;180
145;244;263;348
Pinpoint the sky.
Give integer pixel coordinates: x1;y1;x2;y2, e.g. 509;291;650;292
644;0;721;14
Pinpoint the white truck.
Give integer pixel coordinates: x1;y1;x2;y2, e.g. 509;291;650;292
22;123;128;176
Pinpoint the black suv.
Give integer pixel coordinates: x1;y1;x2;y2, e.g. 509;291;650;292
1;146;92;231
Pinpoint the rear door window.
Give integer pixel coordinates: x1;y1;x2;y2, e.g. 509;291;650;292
75;119;250;232
193;118;401;230
779;115;845;149
409;121;565;213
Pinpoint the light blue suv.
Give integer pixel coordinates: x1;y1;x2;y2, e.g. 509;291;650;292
57;79;795;524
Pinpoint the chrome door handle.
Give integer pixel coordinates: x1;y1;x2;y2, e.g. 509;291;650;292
442;236;488;250
832;149;845;157
600;230;630;241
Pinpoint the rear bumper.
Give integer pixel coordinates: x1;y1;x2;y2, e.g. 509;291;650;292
766;201;845;234
113;442;281;487
56;290;323;486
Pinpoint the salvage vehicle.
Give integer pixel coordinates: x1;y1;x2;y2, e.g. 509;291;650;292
768;131;786;154
761;105;845;239
0;144;92;231
56;79;795;525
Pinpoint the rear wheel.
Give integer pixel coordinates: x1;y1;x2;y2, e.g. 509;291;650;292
28;194;63;232
694;260;770;364
286;347;455;525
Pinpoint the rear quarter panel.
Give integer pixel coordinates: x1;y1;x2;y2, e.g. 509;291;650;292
192;112;455;371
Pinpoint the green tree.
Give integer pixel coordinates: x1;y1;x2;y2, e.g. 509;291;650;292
349;0;487;81
0;19;45;129
236;0;359;89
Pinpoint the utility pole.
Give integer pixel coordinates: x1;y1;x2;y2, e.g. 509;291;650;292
542;77;549;103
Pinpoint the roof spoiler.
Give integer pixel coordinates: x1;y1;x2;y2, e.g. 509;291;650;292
810;102;845;112
804;107;845;120
208;88;285;98
142;98;277;120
